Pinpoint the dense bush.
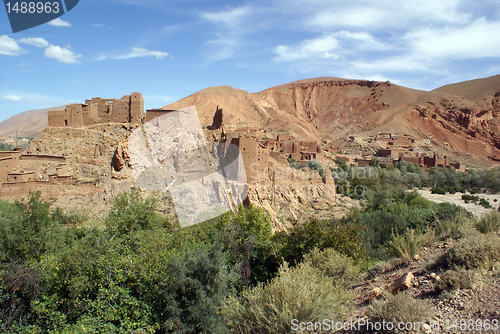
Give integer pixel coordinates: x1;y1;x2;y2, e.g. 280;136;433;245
479;198;492;208
302;248;360;286
431;187;446;195
435;269;474;293
273;214;366;266
446;232;500;269
215;204;276;286
105;188;165;234
366;292;434;332
222;261;352;334
0;141;14;151
305;159;325;177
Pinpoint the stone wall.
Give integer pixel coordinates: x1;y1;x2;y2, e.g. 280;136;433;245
7;171;35;183
48;93;145;128
20;155;67;162
0;156;19;182
146;109;176;123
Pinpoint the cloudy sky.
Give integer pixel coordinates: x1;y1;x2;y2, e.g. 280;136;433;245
0;0;499;122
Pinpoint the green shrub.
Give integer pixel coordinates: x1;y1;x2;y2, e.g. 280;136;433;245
446;233;500;269
446;187;457;195
435;269;474;293
385;229;426;263
409;196;433;209
216;204;276;285
358;211;407;259
51;207;89;226
432;213;471;240
222;262;352;334
158;244;236;333
475;211;500;233
273;215;366;266
432;202;472;222
305;159;325;178
431;187;446;195
302;248;360;286
479;198;492;208
105;189;164;234
366;292;434;332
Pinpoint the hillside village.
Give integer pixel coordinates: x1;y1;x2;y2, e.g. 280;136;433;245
0;91;467;193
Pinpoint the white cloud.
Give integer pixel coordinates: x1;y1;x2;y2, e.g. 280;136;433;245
1;95;22;101
44;45;82;64
117;47;170;59
205;36;239;61
407;18;500;59
312;7;387;28
303;0;469;30
99;48;170;60
92;23;104;28
275;34;340;61
201;6;252;28
0;35;24;56
18;37;50;48
351;55;435;73
48;18;72;27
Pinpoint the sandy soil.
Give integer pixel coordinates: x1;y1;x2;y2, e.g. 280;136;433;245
417;188;500;217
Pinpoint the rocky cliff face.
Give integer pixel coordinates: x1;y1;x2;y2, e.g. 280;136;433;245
164;75;500;162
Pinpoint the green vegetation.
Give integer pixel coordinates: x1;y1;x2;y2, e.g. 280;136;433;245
1;160;498;333
287;158;325;177
366;292;434;332
475;211;500;233
0;142;14;151
432;212;471;240
222;260;352;334
445;232;500;269
385;229;426;263
431;187;446;195
435;269;474;293
331;161;500;196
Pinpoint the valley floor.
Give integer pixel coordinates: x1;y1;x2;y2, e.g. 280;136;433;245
417;188;500;217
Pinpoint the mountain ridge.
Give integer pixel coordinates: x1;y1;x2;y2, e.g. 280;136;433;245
2;75;500;163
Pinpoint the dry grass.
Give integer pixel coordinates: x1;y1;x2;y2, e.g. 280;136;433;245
303;247;360;286
475;211;500;234
366;292;434;333
385;229;426;263
222;261;352;334
435;269;474;293
446;232;500;269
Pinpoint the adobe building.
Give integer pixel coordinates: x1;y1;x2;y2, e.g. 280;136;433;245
6;171;35;183
230;136;269;182
0;156;19;182
48;92;145;127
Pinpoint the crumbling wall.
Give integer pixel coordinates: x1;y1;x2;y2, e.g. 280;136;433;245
48;92;145;128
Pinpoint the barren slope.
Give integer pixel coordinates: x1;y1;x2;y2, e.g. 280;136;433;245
0;105;67;138
164;75;500;163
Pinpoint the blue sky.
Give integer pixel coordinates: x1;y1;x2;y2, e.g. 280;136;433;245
1;0;500;122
